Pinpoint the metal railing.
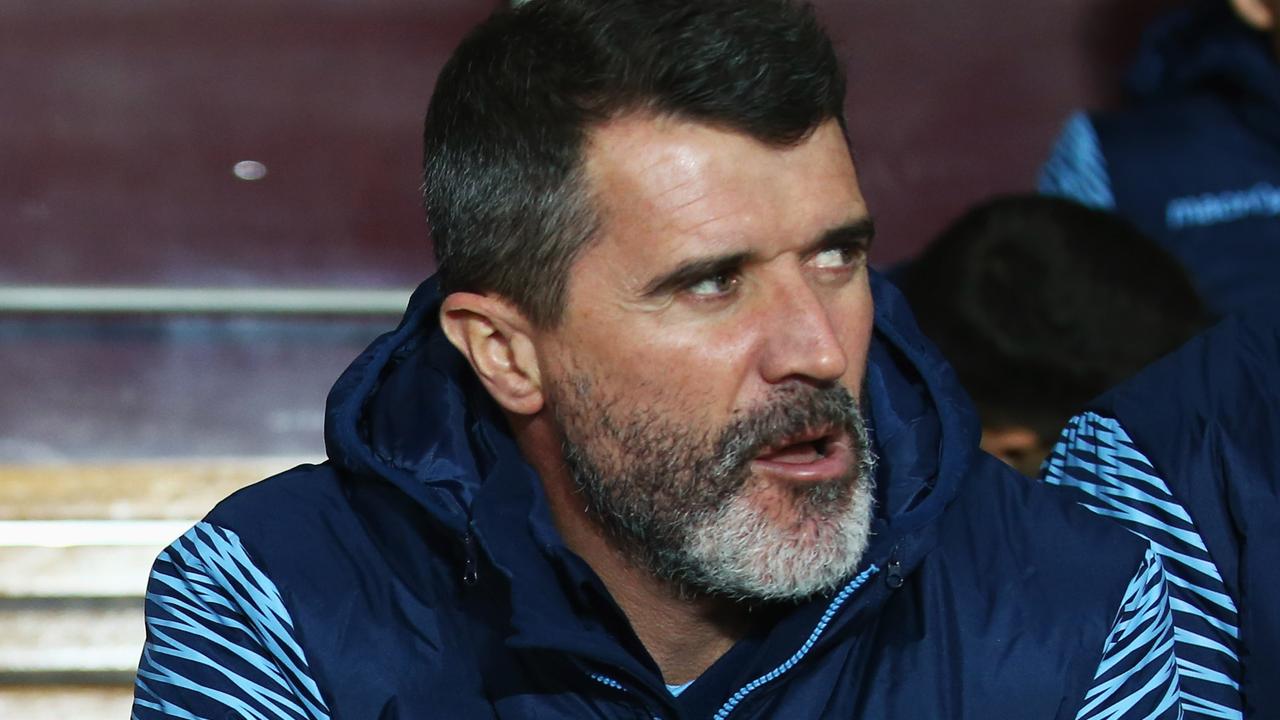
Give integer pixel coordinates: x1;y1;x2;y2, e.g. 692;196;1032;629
0;286;414;316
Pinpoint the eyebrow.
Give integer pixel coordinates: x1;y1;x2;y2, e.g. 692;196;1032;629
639;217;876;298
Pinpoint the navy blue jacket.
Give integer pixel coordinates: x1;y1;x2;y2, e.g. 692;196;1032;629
1044;311;1279;718
133;276;1201;719
1040;0;1280;318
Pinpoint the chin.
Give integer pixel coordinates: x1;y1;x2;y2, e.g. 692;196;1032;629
680;475;876;603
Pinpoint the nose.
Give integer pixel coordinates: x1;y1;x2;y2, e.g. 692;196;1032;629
757;276;849;385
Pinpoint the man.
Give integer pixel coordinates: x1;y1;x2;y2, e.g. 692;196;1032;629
1040;0;1280;318
896;194;1206;476
133;1;1207;718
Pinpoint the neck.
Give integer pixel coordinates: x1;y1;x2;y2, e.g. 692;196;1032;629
513;413;756;684
563;507;754;684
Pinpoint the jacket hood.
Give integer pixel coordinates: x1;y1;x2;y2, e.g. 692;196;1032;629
325;271;976;551
1126;0;1280;109
321;271;981;690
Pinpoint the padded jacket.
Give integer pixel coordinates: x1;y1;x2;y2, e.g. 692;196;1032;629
132;275;1207;719
1044;311;1279;718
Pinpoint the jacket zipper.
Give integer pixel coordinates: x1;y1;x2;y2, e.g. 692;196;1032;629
462;530;480;586
885;546;904;589
589;673;665;720
710;563;883;720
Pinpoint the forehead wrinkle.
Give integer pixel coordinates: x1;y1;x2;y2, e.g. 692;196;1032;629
664;204;744;245
588;117;774;242
628;159;754;252
653;154;764;233
651;175;716;226
638;147;711;205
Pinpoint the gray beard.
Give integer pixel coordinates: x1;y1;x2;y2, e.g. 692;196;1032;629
552;379;877;602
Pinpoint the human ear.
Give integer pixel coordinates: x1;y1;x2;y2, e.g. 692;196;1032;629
439;292;544;415
1230;0;1274;30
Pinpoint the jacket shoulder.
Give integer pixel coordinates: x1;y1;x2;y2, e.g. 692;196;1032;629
1066;313;1280;716
874;453;1154;718
943;451;1149;595
194;463;477;716
205;461;348;529
134;521;334;719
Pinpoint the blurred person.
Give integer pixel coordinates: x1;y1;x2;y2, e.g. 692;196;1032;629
1040;0;1280;318
130;2;1246;718
896;194;1207;475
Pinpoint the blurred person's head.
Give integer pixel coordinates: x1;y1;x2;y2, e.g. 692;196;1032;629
896;194;1207;476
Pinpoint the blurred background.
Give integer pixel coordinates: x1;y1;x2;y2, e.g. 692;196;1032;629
0;0;1180;715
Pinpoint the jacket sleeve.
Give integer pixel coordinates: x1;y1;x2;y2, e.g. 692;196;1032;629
1045;413;1245;719
1038;111;1118;210
132;522;332;720
1074;549;1182;719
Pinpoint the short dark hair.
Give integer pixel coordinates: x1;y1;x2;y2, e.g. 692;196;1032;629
423;0;846;326
897;194;1208;442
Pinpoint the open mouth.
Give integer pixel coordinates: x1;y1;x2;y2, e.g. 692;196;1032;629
755;428;841;465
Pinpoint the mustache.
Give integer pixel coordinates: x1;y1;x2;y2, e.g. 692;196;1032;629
712;383;862;479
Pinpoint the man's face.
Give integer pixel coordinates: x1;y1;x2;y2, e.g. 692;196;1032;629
534;117;877;601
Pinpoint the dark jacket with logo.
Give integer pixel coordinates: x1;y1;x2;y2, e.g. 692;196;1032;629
1039;0;1280;318
133;276;1198;719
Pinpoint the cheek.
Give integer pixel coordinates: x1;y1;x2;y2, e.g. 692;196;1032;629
631;326;756;398
833;285;875;395
574;314;760;418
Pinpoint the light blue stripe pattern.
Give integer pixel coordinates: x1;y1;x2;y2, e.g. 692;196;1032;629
1039;112;1118;210
132;522;332;720
1076;549;1180;720
1045;412;1243;719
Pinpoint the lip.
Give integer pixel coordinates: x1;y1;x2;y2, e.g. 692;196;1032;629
749;428;854;484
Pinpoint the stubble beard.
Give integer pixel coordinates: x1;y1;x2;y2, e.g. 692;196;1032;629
551;378;878;603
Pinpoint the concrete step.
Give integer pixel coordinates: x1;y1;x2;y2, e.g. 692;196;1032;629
0;599;142;681
0;459;302;599
0;545;161;598
0;458;300;708
0;684;133;720
0;457;308;520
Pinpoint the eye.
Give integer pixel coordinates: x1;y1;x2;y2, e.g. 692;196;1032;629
685;272;739;298
811;245;862;270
